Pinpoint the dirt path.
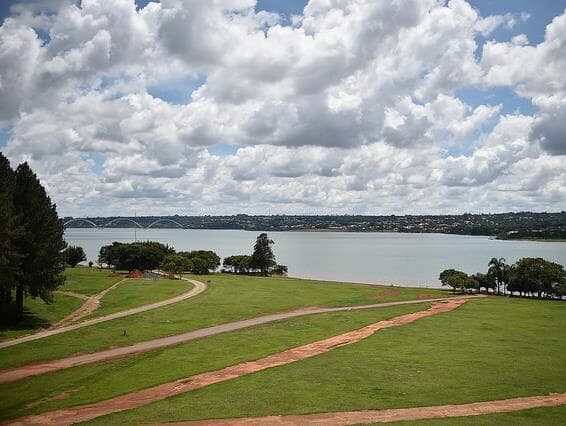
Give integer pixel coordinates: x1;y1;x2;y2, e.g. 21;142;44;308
53;278;128;328
7;299;468;425
0;278;207;351
177;393;566;425
55;291;90;301
0;295;482;384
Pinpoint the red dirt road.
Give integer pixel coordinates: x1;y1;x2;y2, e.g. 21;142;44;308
8;299;468;425
0;296;482;385
179;393;566;425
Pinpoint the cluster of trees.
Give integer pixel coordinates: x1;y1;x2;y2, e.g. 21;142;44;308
98;241;220;275
98;241;173;271
160;250;221;275
0;153;67;323
439;257;566;299
97;234;288;278
223;233;288;276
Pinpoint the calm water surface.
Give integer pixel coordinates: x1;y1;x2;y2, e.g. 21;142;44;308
64;228;566;288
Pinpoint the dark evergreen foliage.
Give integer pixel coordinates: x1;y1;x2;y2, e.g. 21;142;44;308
0;155;67;323
251;233;276;276
65;245;87;267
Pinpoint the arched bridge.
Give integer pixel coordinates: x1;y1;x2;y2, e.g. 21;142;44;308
63;218;187;229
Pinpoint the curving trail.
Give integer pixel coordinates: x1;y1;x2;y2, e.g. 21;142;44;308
0;278;207;350
53;278;128;328
7;299;470;425
177;393;566;425
0;295;482;384
55;291;90;301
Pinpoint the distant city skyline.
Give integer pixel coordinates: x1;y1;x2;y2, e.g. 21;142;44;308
1;0;565;216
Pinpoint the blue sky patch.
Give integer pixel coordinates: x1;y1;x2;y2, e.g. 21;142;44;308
207;144;242;157
135;0;160;11
147;74;206;105
469;0;566;46
256;0;307;23
456;86;534;116
83;152;105;175
0;123;13;148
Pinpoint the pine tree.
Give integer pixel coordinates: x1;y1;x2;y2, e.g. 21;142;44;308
251;233;276;276
65;245;87;267
0;153;23;318
13;163;66;319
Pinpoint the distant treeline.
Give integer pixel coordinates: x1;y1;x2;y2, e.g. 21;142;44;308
96;233;287;277
98;241;220;275
440;257;566;299
63;212;566;240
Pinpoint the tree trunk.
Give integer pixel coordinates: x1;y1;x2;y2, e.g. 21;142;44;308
15;285;24;321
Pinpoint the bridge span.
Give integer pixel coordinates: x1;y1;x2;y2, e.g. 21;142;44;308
63;218;187;229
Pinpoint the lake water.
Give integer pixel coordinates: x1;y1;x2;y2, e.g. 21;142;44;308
64;228;566;288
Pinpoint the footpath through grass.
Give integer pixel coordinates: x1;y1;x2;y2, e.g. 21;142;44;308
391;405;566;425
83;278;192;320
0;267;120;341
90;297;566;425
0;303;429;421
0;274;446;371
60;267;123;296
0;294;83;342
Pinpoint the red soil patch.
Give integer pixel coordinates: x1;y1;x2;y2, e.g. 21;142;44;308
370;287;401;299
25;388;83;409
179;393;566;425
418;293;433;299
10;299;467;425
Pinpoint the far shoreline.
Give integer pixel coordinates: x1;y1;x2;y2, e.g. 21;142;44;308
65;226;566;242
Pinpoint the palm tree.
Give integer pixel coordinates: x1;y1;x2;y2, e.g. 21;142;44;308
488;257;507;295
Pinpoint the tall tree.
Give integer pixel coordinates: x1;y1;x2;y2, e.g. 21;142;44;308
0;153;23;317
65;245;87;267
488;257;508;295
13;163;66;319
251;233;276;276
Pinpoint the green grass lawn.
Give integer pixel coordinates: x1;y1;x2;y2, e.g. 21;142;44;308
0;293;83;342
0;267;122;341
0;274;446;370
390;405;566;425
0;303;428;421
61;267;124;295
83;279;192;320
86;297;566;425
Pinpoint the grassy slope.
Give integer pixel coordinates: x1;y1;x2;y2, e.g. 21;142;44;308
60;267;123;296
0;267;120;341
389;405;566;425
0;303;428;421
0;274;446;370
91;297;566;424
0;294;83;341
84;279;192;319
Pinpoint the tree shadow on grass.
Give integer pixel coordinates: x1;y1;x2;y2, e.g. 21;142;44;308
0;309;51;337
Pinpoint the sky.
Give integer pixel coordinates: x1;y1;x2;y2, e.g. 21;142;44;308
0;0;565;217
